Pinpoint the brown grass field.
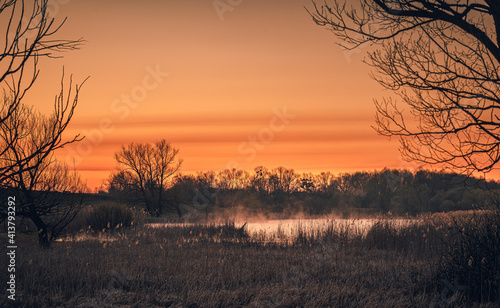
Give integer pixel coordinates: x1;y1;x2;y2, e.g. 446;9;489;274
1;210;499;307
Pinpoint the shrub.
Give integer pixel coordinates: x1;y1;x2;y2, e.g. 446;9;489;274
436;210;500;303
439;199;456;212
86;202;134;232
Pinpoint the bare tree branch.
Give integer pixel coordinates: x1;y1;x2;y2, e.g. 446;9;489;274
309;0;500;173
0;0;84;169
0;92;87;248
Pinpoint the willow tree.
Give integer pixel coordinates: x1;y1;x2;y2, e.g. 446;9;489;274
309;0;500;173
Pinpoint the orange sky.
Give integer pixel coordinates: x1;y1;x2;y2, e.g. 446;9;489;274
23;0;469;189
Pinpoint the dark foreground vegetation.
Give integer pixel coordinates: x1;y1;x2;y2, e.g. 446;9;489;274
1;209;498;307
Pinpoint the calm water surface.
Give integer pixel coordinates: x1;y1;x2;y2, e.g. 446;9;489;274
147;218;420;240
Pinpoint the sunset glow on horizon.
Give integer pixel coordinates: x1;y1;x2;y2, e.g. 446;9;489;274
22;0;499;189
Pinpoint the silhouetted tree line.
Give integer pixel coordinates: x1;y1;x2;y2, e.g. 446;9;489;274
107;166;500;217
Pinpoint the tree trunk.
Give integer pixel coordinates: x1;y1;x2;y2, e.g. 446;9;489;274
25;195;51;249
175;203;183;218
157;185;163;216
145;199;152;214
30;214;51;249
38;227;50;249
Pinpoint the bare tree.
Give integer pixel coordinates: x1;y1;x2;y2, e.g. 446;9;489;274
309;0;500;173
217;168;250;190
0;92;87;248
0;0;83;180
107;169;138;193
315;171;336;194
114;140;183;216
271;166;300;194
0;0;86;248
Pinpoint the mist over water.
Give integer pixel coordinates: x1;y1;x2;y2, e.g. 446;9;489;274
147;216;420;243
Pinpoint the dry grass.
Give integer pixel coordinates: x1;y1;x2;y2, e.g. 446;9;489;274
1;211;499;307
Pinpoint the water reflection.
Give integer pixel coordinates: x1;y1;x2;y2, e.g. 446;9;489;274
147;218;419;243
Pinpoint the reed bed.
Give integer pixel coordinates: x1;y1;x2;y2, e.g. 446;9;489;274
0;211;498;307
